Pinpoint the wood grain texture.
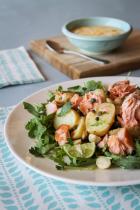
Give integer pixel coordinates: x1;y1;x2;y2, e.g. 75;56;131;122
30;29;140;79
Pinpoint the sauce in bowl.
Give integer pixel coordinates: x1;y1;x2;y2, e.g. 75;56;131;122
71;25;124;36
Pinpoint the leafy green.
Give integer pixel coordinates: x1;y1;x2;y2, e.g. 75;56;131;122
29;143;56;157
33;119;46;139
30;144;56;157
24;101;56;157
84;80;103;91
39;113;55;125
74;158;96;167
58;102;72;116
47;145;96;170
104;151;140;169
26;117;56;157
56;159;96;170
112;156;140;169
25;114;55;140
57;86;63;92
25;118;38;138
47;92;55;102
56;165;64;170
29;147;44;157
104;151;121;160
67;85;86;95
23;102;40;117
35;103;46;114
67;80;104;96
23;102;46;117
48;147;66;166
67;138;74;145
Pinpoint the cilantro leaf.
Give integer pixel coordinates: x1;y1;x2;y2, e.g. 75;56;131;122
25;118;37;138
26;117;48;140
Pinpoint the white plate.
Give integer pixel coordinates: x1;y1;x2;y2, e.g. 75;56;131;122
4;76;140;186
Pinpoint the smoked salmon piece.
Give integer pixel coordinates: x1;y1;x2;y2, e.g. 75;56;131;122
79;90;105;115
108;80;136;100
55;125;70;146
107;128;134;155
121;91;140;128
98;128;134;155
70;94;83;109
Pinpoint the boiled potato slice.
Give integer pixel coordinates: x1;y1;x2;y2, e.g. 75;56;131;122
54;109;80;129
72;117;86;139
86;103;115;136
82;129;87;139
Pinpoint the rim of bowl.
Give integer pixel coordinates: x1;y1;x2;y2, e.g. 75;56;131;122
62;17;133;41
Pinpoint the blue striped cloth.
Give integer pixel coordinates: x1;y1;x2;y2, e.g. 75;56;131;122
1;107;140;210
0;47;45;88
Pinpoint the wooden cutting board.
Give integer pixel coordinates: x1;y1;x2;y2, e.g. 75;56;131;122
30;29;140;79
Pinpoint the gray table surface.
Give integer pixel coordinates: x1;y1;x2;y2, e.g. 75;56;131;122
0;0;140;107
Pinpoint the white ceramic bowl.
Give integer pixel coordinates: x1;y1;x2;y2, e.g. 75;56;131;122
62;17;132;55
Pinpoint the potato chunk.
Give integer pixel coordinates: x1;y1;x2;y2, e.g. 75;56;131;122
86;103;115;136
72;117;86;139
54;109;80;129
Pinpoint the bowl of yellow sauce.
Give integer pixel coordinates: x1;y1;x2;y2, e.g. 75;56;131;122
62;17;132;55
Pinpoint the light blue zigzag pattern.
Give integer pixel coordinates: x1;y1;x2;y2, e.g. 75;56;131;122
0;108;39;210
1;107;140;210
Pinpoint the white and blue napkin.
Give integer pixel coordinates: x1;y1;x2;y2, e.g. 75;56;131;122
0;46;45;88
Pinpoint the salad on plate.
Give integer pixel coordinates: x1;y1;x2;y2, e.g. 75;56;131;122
23;79;140;170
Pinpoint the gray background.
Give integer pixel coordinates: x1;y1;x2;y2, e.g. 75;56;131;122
0;0;140;106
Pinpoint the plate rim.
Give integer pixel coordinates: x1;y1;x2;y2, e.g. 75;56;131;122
4;76;140;186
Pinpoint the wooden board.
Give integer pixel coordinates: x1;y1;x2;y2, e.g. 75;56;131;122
30;29;140;79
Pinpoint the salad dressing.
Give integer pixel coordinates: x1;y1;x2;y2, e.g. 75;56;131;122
72;25;123;36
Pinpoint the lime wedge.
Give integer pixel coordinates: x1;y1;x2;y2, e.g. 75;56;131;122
63;142;96;159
